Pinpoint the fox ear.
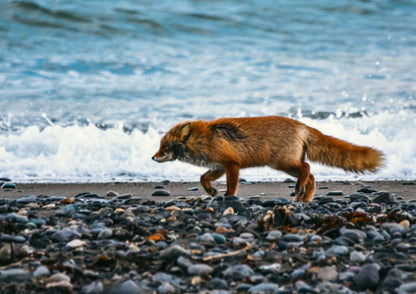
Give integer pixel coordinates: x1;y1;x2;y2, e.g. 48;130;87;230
179;122;192;142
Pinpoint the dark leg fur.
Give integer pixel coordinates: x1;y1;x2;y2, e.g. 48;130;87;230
280;162;313;202
224;164;240;196
200;169;225;196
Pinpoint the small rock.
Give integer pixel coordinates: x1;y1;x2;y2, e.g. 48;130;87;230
188;263;213;276
0;268;30;282
350;251;366;263
97;227;113;239
340;227;366;243
356;187;377;193
199;232;215;244
223;264;254;281
327;191;343;196
157;282;176;294
326;245;348;257
65;239;87;249
46;281;73;292
350;193;370;203
211;233;226;244
1;182;16;189
400;219;410;229
48;272;71;283
33;266;50;278
372;192;395;204
395;282;416;294
259;263;281;274
160;245;189;260
151;190;170;196
354;264;379;290
119;279;142;293
16;195;37;204
317;265;338;281
265;230;282;242
247;282;280;294
0;244;12;265
82;281;104;293
223;207;234;215
380;269;402;292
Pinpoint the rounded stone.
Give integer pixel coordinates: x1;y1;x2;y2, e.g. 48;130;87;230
266;230;282;242
187;263;213;276
223;264;255;281
151;190;170;196
248;282;280;294
354;264;380;290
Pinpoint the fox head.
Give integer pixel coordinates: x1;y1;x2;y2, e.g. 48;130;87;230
152;122;192;163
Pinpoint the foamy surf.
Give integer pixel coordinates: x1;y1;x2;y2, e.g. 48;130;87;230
0;111;414;183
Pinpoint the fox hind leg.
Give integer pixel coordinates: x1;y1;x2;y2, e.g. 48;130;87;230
279;162;311;202
200;168;225;196
303;173;315;202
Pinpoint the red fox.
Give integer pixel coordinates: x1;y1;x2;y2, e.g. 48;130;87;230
152;116;384;202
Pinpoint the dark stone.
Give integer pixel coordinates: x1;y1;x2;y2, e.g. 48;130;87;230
356;187;377;193
354;264;380;290
327;191;343;196
16;195;37;204
350;193;370;203
1;183;16;189
372;192;395;204
151;190;170;196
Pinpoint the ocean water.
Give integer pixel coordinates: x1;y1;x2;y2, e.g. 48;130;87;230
0;0;415;183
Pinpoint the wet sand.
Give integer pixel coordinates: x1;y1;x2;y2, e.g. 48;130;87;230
3;180;415;201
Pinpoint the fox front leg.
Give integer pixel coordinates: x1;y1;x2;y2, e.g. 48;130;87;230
200;169;225;196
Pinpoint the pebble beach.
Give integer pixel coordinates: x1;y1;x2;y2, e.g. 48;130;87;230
1;179;415;293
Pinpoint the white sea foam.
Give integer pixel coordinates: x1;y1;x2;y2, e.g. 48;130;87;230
0;111;414;183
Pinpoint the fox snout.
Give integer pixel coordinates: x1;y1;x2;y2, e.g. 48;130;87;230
153;140;187;163
152;149;174;163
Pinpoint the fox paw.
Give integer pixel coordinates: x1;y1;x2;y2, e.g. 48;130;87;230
205;187;218;196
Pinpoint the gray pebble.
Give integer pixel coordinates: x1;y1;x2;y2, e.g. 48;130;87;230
82;281;103;294
0;268;30;282
248;282;280;294
340;227;366;243
317;265;338;281
354;264;379;290
223;264;254;281
350;193;370;203
326;245;348;257
327;191;343;196
259;263;281;274
395;282;416;294
350;251;366;263
33;265;50;278
266;230;282;241
1;182;16;189
198;232;216;244
187;263;213;276
372;191;395;204
119;279;142;293
160;244;189;260
151;190;170;196
16;194;37;204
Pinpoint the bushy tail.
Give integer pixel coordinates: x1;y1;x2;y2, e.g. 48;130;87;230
305;127;384;173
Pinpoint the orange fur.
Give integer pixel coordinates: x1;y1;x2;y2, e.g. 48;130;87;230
152;116;384;202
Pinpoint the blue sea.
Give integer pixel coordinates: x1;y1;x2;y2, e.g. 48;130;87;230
0;0;415;183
